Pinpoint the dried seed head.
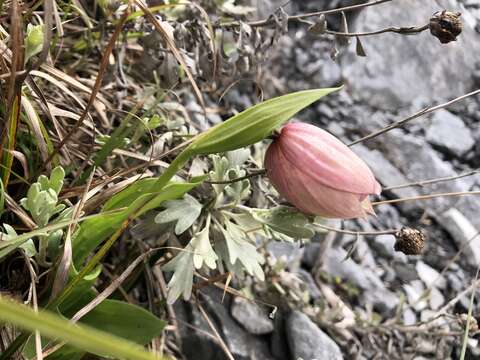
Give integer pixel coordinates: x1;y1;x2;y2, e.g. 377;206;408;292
394;227;426;255
429;10;463;44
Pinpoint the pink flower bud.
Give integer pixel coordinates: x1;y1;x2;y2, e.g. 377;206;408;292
265;123;381;219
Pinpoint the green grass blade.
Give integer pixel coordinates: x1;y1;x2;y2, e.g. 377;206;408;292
0;209;124;259
0;296;163;360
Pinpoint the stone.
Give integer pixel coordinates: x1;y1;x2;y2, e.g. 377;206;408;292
438;208;480;266
425;110;475;157
286;311;344;360
429;286;445;310
322;248;399;314
174;301;226;360
318;60;343;87
373;234;394;256
341;0;480;110
374;130;475;212
267;241;304;271
302;242;320;269
393;261;420;283
203;292;276;360
403;307;417;326
296;269;322;301
403;280;428;311
231;297;274;335
452;195;480;229
352;144;419;213
415;261;447;289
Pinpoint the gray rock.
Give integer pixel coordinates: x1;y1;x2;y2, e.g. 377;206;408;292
174;301;226;360
342;0;480;110
318;60;343;87
267;241;304;271
302;242;320;269
403;280;428;311
286;311;343;360
373;234;395;256
296;269;322;301
438;208;480;266
403;307;417;326
415;261;447;289
393;262;420;283
452;195;480;229
352;144;419;213
203;294;275;360
425;110;475;157
375;130;475;212
429;286;445;310
322;248;399;314
231;297;274;335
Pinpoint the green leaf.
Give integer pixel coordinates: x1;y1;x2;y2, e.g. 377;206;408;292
249;206;315;239
73;179;203;267
81;300;166;344
154;194;202;235
187;88;340;155
0;296;163;360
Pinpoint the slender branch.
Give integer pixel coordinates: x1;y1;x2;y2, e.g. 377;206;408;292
349;88;480;146
324;24;428;37
383;169;480;191
207;169;267;184
228;0;394;28
313;223;398;236
372;190;480;206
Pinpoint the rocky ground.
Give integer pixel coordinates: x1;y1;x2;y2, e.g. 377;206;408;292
170;1;480;359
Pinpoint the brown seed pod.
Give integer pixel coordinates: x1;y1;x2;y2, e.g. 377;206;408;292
429;10;463;44
394;227;426;255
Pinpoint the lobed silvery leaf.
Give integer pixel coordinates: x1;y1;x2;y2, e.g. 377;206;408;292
209;154;230;195
224;169;250;202
190;216;217;270
248;206;315;239
162;246;195;304
186;88;340;155
220;221;265;281
224;211;264;233
154;194;202;235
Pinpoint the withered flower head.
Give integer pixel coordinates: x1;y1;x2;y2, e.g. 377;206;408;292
394;227;426;255
429;10;463;44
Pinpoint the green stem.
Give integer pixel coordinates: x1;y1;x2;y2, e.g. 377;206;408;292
37;235;51;267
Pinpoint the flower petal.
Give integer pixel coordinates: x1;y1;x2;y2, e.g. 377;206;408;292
279;123;381;195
